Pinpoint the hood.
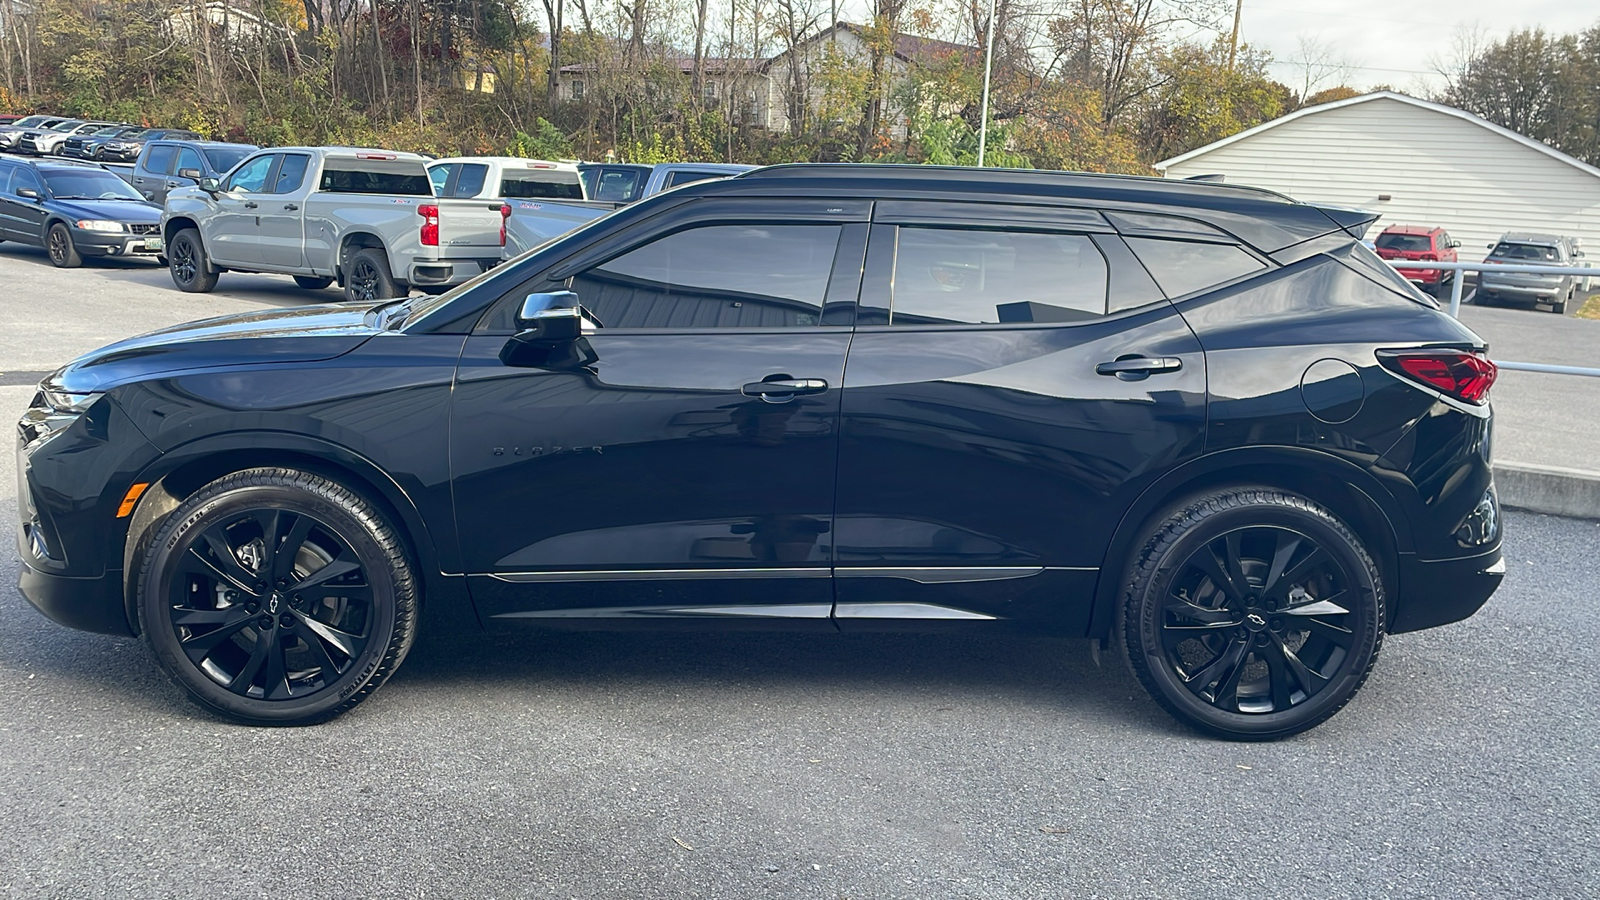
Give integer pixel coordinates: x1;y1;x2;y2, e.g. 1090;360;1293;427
48;302;384;393
53;198;161;222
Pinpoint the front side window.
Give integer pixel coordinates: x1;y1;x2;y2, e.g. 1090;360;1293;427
1125;237;1267;298
225;154;275;193
8;167;42;196
889;227;1109;325
569;224;843;329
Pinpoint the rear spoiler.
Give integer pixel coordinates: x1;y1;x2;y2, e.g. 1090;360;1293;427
1317;204;1382;240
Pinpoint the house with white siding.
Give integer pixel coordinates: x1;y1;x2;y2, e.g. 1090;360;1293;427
1155;92;1600;262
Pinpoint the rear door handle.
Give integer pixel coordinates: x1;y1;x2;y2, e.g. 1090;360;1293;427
165;181;179;188
1095;357;1183;379
283;203;299;211
243;200;258;209
741;378;829;400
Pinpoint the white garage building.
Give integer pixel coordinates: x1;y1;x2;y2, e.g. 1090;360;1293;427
1155;91;1600;262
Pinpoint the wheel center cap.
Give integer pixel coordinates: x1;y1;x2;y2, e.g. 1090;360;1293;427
267;593;284;615
1244;611;1269;632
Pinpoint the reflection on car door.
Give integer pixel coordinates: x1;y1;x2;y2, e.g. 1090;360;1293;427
1;166;48;244
449;200;869;625
256;152;310;268
831;203;1208;634
207;152;276;266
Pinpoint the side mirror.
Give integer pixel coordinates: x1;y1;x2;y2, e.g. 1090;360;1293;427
177;168;202;180
16;188;39;200
198;177;221;193
1448;239;1461;249
519;305;585;342
502;291;599;368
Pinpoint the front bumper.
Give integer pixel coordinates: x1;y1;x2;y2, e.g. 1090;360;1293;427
73;229;164;257
17;557;131;635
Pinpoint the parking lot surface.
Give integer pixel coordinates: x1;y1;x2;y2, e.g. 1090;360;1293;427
1;251;1597;899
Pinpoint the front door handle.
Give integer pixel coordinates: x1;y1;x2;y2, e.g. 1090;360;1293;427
1095;357;1183;380
243;200;258;209
741;378;829;400
283;203;299;211
165;181;180;188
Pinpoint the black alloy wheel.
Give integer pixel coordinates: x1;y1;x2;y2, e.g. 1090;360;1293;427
343;248;402;302
139;469;417;725
46;223;82;268
1120;489;1384;740
168;228;218;292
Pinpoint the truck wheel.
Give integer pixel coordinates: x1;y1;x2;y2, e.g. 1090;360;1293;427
293;275;336;291
344;249;403;302
46;223;83;268
136;467;419;726
169;228;219;293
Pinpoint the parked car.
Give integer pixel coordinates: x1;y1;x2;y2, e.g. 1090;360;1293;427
61;124;145;160
0;157;162;267
0;115;22;126
1373;224;1459;296
1478;232;1583;313
129;139;257;205
20;164;1503;740
0;115;70;150
21;120;120;156
162;146;510;299
579;161;756;203
98;128;203;162
430;156;620;256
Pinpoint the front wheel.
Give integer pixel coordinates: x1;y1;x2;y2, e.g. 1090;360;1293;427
1119;488;1385;741
168;228;218;292
137;468;419;725
293;275;336;291
46;223;82;268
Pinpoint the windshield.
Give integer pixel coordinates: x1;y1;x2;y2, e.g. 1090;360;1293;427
1375;234;1431;253
1490;242;1559;261
44;169;147;201
204;147;252;172
89;126;124;136
12;116;48;127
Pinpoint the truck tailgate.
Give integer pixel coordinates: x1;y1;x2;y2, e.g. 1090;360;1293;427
435;199;507;256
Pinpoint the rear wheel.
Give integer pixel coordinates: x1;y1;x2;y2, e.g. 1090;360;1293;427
137;468;418;725
168;228;218;292
293;275;336;291
343;248;403;302
46;223;82;268
1119;488;1385;741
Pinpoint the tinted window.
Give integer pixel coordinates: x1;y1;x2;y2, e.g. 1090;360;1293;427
225;154;274;192
890;227;1108;325
501;170;583;199
9;167;42;196
174;147;204;175
1125;238;1267;298
1490;242;1559;261
204;147;252;173
144;144;178;175
665;170;721;189
1375;233;1432;253
319;158;432;195
570;224;842;329
592;169;644;202
428;163;453;194
271;153;310;193
449;163;489;198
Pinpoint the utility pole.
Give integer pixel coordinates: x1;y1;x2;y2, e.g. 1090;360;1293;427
1227;0;1243;71
976;0;997;166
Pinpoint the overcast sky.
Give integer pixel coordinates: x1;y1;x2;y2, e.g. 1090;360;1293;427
1231;1;1600;96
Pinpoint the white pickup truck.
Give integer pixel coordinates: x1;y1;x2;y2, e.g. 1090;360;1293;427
162;147;510;300
427;156;623;256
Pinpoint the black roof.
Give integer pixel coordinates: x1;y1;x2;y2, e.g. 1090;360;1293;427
690;163;1372;253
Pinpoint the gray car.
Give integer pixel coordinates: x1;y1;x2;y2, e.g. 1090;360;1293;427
1478;232;1585;314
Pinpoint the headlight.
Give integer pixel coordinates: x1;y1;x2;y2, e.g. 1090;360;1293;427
75;220;126;233
19;389;102;450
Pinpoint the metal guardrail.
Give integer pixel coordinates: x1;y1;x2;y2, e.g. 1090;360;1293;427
1389;260;1600;378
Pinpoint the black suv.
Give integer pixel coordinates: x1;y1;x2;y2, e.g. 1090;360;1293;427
0;157;163;267
17;165;1504;739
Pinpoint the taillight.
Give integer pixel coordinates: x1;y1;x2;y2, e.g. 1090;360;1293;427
419;204;439;246
1378;349;1496;405
499;203;511;247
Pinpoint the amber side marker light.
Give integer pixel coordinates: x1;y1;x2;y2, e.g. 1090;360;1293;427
116;483;150;518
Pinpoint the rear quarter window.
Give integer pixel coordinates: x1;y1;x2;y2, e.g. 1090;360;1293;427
1124;237;1267;298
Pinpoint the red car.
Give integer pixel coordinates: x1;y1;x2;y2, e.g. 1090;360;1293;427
1374;225;1460;296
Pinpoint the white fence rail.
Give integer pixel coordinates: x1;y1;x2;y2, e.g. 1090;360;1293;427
1388;260;1600;378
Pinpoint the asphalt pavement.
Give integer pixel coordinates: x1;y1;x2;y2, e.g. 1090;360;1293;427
1;249;1598;899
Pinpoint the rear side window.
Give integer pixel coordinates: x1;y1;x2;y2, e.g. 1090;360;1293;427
271;154;310;193
1125;238;1267;298
570;224;842;329
1375;233;1432;253
319;158;432;195
889;227;1109;325
448;163;489;198
144;144;178;175
501;170;583;200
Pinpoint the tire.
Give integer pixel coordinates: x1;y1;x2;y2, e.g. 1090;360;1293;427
137;468;419;726
1118;488;1385;741
293;275;336;291
343;248;403;302
168;228;218;293
46;223;82;268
